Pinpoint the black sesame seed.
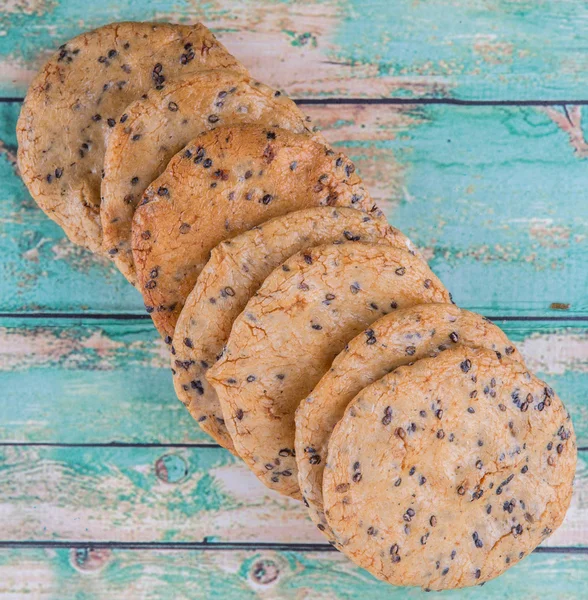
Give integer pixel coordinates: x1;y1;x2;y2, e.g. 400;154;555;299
449;331;459;343
309;454;321;465
168;102;179;112
381;406;393;425
395;267;406;276
460;359;472;373
190;380;204;395
203;158;213;168
262;194;273;205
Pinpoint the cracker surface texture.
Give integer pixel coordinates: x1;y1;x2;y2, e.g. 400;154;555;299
323;347;576;590
17;22;244;253
296;303;525;541
132;125;379;337
208;242;450;498
173;207;415;451
102;69;317;282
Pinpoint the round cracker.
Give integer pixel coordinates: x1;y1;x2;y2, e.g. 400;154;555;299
207;242;450;498
323;346;576;590
17;22;245;253
102;69;317;284
172;207;418;452
132;124;380;338
295;303;524;542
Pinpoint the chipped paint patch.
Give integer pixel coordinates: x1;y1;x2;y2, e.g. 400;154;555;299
0;140;18;175
0;327;167;371
473;35;515;65
518;332;588;376
529;220;572;249
0;328;122;370
542;106;588;158
50;239;114;274
2;0;55;16
0;59;38;92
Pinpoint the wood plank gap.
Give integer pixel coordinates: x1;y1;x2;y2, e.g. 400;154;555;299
0;541;584;553
0;313;152;320
0;442;220;448
0;442;585;451
5;97;588;106
1;313;587;322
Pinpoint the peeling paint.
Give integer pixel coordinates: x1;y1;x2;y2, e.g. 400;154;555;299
519;332;588;376
543;106;588;158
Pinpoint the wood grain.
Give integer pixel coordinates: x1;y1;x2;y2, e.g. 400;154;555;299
0;547;586;599
2;0;588;100
2;102;587;316
0;445;585;547
1;319;586;445
2;2;587;595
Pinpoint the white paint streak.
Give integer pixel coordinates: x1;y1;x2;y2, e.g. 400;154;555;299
518;332;588;376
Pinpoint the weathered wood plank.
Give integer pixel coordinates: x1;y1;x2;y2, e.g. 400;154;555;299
0;318;209;444
0;445;585;546
2;102;587;316
0;547;586;599
1;319;586;445
2;0;588;100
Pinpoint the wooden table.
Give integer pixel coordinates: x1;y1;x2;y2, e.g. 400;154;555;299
1;1;587;597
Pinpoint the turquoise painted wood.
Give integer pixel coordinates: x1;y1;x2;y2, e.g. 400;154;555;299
1;319;586;445
2;102;587;316
2;0;588;100
1;1;587;597
0;549;586;599
0;445;584;546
